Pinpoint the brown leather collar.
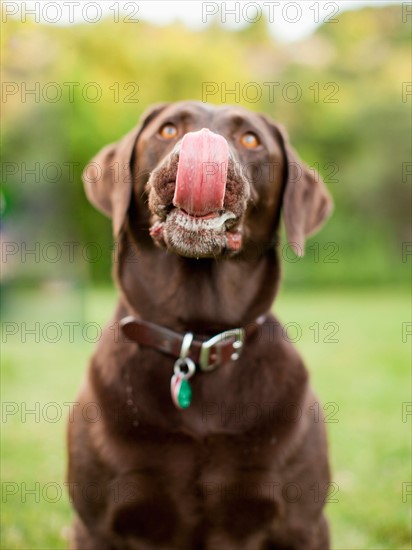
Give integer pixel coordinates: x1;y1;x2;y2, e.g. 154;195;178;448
120;315;267;372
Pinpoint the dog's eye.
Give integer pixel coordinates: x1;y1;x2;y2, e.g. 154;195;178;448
159;123;178;139
240;132;260;149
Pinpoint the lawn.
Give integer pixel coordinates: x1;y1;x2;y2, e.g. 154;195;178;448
1;285;411;549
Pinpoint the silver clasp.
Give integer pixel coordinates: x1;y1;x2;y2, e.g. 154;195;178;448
199;328;245;372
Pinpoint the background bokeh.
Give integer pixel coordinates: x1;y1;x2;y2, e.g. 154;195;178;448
2;2;410;287
1;2;411;549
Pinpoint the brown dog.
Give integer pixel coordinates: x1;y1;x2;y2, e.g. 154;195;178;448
68;101;333;549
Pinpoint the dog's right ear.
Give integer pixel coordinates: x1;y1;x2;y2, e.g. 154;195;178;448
82;103;168;235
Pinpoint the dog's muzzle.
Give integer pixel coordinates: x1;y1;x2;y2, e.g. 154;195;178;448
147;128;248;258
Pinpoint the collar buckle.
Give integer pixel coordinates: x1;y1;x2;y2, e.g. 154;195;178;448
199;328;245;372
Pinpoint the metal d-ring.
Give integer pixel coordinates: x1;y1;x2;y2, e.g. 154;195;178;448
180;332;193;360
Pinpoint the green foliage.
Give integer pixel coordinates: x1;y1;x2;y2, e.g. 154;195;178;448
2;5;409;285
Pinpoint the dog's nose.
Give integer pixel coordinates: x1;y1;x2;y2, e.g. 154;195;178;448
173;128;229;216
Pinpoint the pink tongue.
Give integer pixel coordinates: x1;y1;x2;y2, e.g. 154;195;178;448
173;128;229;216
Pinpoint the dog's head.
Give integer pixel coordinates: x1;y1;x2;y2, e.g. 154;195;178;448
83;101;332;259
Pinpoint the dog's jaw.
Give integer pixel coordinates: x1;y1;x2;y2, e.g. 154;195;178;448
149;208;243;258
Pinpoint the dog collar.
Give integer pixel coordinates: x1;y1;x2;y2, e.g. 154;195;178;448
120;315;266;409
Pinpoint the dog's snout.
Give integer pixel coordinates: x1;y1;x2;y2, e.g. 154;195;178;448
148;125;249;257
173;128;229;216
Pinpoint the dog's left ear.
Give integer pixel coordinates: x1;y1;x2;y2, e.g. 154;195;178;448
278;125;333;256
261;115;333;256
82;103;169;235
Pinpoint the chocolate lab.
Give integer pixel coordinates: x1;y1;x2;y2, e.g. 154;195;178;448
68;101;333;549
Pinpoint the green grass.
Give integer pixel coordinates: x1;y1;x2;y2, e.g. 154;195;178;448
1;286;411;549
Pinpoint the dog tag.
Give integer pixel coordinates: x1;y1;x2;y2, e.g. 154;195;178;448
171;373;192;409
171;357;195;409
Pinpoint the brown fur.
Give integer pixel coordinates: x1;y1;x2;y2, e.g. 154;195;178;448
69;101;333;549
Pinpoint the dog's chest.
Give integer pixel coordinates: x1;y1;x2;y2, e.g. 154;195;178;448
98;332;308;545
109;428;283;547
